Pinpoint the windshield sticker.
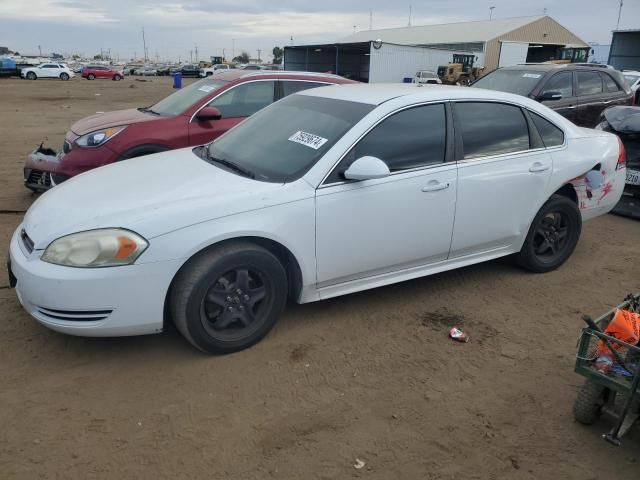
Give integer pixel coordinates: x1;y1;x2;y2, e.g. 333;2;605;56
522;73;542;79
288;131;328;150
198;85;216;93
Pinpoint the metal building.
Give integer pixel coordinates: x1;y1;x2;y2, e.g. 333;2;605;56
335;15;589;72
608;30;640;70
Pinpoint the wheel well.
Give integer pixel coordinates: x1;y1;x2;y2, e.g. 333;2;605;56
554;184;578;204
163;236;304;330
119;144;170;160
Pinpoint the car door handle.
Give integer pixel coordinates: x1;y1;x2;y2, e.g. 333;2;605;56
421;181;450;192
529;163;550;173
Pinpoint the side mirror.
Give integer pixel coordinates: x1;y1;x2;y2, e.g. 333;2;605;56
196;106;222;121
538;90;562;101
343;156;390;181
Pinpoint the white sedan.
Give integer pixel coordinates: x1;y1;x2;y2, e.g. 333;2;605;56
8;84;626;353
21;63;74;81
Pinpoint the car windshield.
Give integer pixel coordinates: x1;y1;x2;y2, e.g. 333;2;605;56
206;94;374;182
624;74;640;86
150;78;228;116
471;69;544;96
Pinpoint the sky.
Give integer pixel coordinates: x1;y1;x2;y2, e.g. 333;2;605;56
0;0;638;62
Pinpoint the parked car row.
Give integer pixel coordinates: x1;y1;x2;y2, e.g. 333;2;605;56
20;63;74;80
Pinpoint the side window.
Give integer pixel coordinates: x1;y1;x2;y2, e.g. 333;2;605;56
209;81;275;118
43;64;56;69
281;81;328;98
325;104;446;183
576;72;603;96
541;72;573;98
530;112;564;148
601;73;620;92
455;102;530;159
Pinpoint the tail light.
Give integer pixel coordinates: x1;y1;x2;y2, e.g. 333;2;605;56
616;136;626;170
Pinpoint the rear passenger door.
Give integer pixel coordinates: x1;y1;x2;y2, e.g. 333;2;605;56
277;80;330;100
450;101;553;258
575;71;607;127
538;72;578;124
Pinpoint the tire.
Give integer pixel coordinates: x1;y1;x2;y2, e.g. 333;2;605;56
170;241;288;354
60;72;69;81
113;74;122;81
574;380;608;425
515;194;582;273
206;72;213;77
87;74;95;80
26;71;37;80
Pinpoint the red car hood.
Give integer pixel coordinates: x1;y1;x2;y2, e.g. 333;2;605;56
70;108;158;135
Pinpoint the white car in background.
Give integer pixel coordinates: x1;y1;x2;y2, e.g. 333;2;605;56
8;84;626;354
21;63;74;81
414;70;442;84
199;64;232;77
623;70;640;104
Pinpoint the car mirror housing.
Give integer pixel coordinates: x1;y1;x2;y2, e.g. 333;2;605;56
196;106;222;121
539;90;563;101
343;156;391;181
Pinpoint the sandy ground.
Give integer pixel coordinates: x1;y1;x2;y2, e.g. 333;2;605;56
0;76;639;479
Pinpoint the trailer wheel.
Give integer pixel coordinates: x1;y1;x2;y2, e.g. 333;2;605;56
574;380;608;425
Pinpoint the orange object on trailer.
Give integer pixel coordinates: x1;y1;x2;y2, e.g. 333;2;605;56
597;309;640;355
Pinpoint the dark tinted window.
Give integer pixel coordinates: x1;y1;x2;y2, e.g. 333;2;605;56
541;72;573;98
326;104;446;183
471;69;542;96
601;73;620;92
576;71;603;95
207;95;374;182
281;81;328;97
530;112;564;147
455;102;530;159
210;81;275;118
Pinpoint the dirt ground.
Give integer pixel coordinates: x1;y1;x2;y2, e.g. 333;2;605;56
0;76;639;479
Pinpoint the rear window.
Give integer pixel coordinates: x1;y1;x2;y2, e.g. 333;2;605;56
530;112;564;148
601;73;620;92
150;78;227;116
471;69;543;96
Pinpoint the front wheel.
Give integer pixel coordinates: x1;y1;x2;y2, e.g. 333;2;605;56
515;194;581;273
60;72;69;80
26;71;37;80
87;74;95;80
113;74;122;81
170;242;288;354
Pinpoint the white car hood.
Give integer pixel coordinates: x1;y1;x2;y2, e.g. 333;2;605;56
23;147;288;249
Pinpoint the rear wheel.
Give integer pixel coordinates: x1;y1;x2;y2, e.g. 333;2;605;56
26;71;37;80
574;380;608;425
515;194;581;273
113;74;122;81
60;72;69;81
170;242;288;354
87;73;95;80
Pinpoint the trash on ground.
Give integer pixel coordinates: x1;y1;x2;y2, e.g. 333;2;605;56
354;458;365;469
449;327;469;343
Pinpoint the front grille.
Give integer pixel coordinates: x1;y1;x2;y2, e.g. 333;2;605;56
63;140;71;153
36;307;113;322
26;170;52;188
20;229;34;254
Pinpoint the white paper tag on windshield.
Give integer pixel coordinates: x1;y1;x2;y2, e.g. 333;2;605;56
198;85;216;92
288;131;328;150
522;73;541;79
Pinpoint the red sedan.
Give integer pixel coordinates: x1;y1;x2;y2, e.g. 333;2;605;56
81;65;124;81
24;71;354;191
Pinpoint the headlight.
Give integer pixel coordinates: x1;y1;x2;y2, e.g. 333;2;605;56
76;126;126;147
42;229;148;267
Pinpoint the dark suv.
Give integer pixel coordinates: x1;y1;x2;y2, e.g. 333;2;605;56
471;64;633;127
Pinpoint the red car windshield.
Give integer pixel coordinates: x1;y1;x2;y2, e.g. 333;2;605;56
150;78;228;116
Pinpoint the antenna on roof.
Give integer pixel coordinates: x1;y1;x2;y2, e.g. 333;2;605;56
408;5;412;27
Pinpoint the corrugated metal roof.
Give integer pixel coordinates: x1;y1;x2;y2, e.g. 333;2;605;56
338;15;545;45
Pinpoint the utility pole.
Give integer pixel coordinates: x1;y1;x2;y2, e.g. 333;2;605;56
369;11;373;30
232;39;235;59
257;49;261;62
142;28;148;62
189;50;193;63
616;0;623;30
194;45;198;62
489;6;495;20
353;25;357;34
290;36;294;46
408;5;412;27
38;45;42;56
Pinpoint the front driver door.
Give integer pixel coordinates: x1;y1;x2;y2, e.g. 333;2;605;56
189;80;276;145
315;103;457;290
538;71;578;124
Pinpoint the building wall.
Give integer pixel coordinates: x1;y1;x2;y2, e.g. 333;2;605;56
484;16;589;71
608;31;640;70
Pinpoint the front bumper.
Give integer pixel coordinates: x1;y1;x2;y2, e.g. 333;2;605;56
9;225;183;337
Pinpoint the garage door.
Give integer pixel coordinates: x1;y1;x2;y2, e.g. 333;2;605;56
499;42;529;67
